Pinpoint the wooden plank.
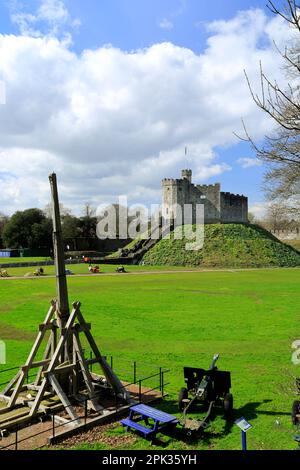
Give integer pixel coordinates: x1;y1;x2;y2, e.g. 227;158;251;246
48;374;81;425
0;409;32;426
72;334;78;396
0;411;44;430
2;370;21;396
53;415;71;425
73;332;103;412
29;378;48;416
49;174;70;328
22;359;51;371
35;333;54;386
72;323;91;333
26;385;41;392
8;302;56;408
39;323;54;332
43;363;76;378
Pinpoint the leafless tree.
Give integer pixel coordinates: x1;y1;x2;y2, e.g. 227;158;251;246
44;203;71;219
240;0;300;210
83;203;96;218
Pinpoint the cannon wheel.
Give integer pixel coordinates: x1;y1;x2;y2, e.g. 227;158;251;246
178;387;188;411
224;393;233;419
292;400;300;425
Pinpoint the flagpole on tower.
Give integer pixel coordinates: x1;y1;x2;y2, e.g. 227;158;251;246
185;146;188;168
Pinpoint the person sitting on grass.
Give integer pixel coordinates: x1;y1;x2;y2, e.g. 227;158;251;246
34;267;44;276
0;270;9;277
89;265;100;274
116;266;126;273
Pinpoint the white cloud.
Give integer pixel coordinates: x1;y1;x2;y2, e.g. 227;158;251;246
10;0;80;38
37;0;70;23
0;8;292;214
158;18;173;30
237;157;262;169
0;79;6;104
158;0;186;31
249;201;269;219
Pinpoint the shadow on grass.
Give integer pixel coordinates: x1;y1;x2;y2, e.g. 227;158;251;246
150;398;291;447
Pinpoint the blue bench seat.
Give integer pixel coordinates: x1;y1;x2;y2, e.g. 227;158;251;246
121;418;154;437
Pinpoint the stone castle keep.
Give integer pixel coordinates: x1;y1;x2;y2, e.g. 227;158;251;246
162;170;248;224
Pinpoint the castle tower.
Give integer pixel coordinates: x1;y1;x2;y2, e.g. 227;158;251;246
181;169;192;183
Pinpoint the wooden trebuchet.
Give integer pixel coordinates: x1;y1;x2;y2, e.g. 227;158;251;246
0;173;131;431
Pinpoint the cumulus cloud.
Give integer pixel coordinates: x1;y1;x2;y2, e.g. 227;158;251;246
10;0;80;38
249;201;269;219
158;1;186;31
158;18;174;30
237;157;262;169
0;7;293;214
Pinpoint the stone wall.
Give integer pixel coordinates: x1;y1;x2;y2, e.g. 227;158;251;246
196;184;221;224
220;192;248;223
271;229;300;241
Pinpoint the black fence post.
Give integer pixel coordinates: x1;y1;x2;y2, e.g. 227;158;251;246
52;413;55;439
115;391;118;415
162;371;164;397
139;380;142;403
159;367;162;393
133;361;137;384
85;398;88;426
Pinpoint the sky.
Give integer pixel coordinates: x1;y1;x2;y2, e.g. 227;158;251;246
0;0;293;217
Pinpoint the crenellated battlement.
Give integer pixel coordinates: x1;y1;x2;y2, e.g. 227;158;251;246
197;183;220;189
162;178;190;186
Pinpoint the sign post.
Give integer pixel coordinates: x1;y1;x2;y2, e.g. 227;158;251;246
235;417;252;451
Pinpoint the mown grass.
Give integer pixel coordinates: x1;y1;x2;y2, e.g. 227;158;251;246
0;268;300;450
0;257;51;264
0;263;201;277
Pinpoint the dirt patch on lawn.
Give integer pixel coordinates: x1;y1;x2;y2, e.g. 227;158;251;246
0;322;35;341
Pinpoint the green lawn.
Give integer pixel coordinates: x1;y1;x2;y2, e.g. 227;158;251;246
0;268;300;450
0;263;203;277
0;257;52;264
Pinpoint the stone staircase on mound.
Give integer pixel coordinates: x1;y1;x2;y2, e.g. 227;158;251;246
119;225;174;264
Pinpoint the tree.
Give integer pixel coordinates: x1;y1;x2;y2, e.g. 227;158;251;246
43;203;71;219
2;209;52;249
0;213;9;248
265;202;290;231
61;214;81;250
242;0;300;212
248;212;256;224
79;215;97;239
83;203;96;218
62;215;80;239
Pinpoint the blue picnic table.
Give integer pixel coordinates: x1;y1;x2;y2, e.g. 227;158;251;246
121;404;179;440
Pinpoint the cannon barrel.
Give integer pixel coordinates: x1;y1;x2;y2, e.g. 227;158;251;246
209;353;220;371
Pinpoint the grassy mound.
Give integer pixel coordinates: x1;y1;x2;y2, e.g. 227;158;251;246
142;223;300;268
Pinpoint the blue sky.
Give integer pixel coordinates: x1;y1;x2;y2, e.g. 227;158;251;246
0;0;287;215
1;1;275;54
